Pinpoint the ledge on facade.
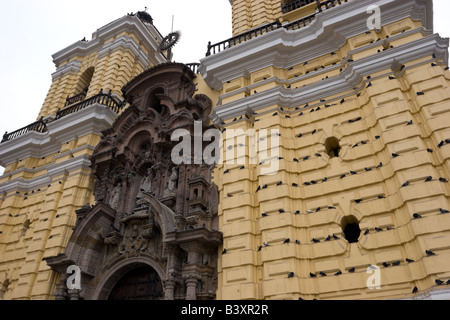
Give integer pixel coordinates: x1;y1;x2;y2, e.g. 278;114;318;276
1;118;48;144
1;90;124;145
205;0;349;57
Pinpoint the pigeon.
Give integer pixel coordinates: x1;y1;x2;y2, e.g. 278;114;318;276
375;227;383;232
277;181;283;186
425;176;433;182
375;135;381;140
406;120;413;126
312;238;320;243
402;181;410;188
417;92;425;96
340;98;345;104
262;184;268;189
355;199;363;204
256;186;261;192
306;209;314;214
292;183;299;187
406;258;415;263
257;246;263;252
310;273;317;278
389;76;396;80
279;209;285;214
297;133;303;138
295;240;301;245
340;174;346;179
425;250;436;256
382;262;390;268
392;153;400;158
412;286;418;294
227;193;233;198
440;208;449;214
376;162;383;169
325;235;331;242
367;82;372;88
378;195;386;199
364;229;370;235
315;207;321;212
348;267;355;273
413;213;422;219
288;272;295;278
312;129;317;135
438;140;444;148
439;178;449;183
435;279;444;285
224;169;230;174
392;261;401;266
334;271;342;276
263;242;270;247
319;272;327;277
293;158;299;162
350;171;357;175
283;238;291;244
322;177;328;183
261;213;268;217
332;234;340;240
427;148;434;153
294;210;300;215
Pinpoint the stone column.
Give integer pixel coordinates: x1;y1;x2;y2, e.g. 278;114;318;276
185;276;199;300
164;279;177;300
67;289;81;300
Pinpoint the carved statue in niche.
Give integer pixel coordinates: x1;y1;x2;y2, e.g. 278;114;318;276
109;182;123;210
163;167;178;198
137;167;154;206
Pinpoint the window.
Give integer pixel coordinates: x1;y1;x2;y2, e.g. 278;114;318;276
341;216;361;243
325;137;341;158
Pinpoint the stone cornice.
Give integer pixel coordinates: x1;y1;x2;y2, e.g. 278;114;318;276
199;0;434;91
0;104;118;167
52;15;166;69
210;34;449;124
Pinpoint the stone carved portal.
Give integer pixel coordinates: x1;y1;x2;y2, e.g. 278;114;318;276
45;63;222;300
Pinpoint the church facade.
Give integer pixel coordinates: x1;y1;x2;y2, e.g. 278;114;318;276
1;0;450;300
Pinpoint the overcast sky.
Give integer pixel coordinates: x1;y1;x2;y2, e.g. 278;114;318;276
0;0;449;174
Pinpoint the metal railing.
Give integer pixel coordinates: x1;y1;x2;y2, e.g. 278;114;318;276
2;118;48;143
55;89;124;120
206;0;348;57
2;90;125;144
282;0;317;14
186;63;200;74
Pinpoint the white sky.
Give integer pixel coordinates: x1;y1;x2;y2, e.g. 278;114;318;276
0;0;449;175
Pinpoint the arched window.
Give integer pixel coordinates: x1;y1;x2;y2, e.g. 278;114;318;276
75;67;95;96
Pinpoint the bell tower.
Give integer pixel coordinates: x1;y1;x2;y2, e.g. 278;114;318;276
0;11;168;300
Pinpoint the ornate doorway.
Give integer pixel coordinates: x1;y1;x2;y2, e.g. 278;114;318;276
108;266;163;300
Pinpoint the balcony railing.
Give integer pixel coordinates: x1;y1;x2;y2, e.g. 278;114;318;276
282;0;317;14
64;91;87;108
205;0;348;57
2;118;48;143
186;63;200;74
1;90;125;144
55;89;124;120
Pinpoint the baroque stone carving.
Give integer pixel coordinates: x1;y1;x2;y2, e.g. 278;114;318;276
45;63;222;300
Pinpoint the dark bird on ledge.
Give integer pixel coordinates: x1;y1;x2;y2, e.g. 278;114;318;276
364;229;370;235
288;272;295;278
222;249;227;254
413;213;422;219
439;177;449;183
375;227;383;232
392;153;399;158
283;238;290;244
279;209;285;213
440;208;449;214
401;181;410;188
425;250;436;256
425;176;433;182
312;238;320;243
427;148;434;153
332;234;340;240
319;272;327;277
310;273;317;278
348;267;355;273
376;162;383;169
406;120;413;126
412;286;418;294
334;271;342;276
261;213;268;217
435;279;444;285
406;258;415;263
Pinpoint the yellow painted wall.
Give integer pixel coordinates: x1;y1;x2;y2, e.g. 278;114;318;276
215;17;450;300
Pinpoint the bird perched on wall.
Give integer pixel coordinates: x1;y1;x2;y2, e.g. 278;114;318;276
257;246;262;252
439;178;449;183
312;238;320;243
283;238;290;244
412;286;418;293
375;227;383;232
392;153;400;158
334;271;342;276
279;209;285;213
413;213;422;219
348;267;355;273
406;258;415;263
332;234;340;240
425;176;433;182
376;162;383;169
355;199;363;204
263;242;270;247
402;181;410;187
277;181;283;186
440;208;449;214
364;229;370;235
325;235;331;242
319;272;327;277
222;249;227;254
427;148;434;153
310;273;317;278
435;279;444;285
261;213;268;217
425;250;436;256
288;272;295;278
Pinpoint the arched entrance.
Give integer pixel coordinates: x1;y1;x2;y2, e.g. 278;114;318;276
108;266;163;300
